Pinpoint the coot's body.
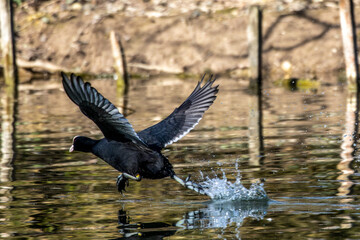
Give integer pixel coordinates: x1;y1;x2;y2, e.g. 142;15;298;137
93;138;174;179
62;72;218;194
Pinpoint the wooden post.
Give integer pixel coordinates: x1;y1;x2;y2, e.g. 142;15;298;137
247;5;262;92
110;31;129;95
339;0;359;88
0;0;17;85
247;6;264;166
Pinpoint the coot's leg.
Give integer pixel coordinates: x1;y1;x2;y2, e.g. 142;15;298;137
116;173;142;193
172;174;207;195
123;173;142;181
116;174;129;193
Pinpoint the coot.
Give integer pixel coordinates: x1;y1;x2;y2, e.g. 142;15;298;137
61;72;218;195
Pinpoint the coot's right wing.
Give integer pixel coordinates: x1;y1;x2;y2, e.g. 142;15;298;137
62;72;145;145
138;75;218;151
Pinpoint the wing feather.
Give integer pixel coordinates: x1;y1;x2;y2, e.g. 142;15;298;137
61;72;145;145
138;74;219;151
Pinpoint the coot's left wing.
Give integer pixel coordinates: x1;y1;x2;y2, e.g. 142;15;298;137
138;74;218;151
62;72;145;145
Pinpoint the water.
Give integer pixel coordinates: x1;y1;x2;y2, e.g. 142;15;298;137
1;75;360;239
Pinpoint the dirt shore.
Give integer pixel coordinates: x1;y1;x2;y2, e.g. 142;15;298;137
11;0;360;82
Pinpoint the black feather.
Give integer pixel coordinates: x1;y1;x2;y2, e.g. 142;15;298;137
138;74;219;151
61;72;144;145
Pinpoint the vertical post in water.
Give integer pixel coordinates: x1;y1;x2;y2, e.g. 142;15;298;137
247;6;264;166
0;0;18;86
110;31;129;96
339;0;360;88
247;5;262;91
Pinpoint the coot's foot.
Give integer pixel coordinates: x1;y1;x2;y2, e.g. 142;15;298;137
172;174;207;195
116;173;142;193
184;175;207;195
116;174;129;193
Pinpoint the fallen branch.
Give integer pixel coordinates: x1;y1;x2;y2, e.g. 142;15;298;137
127;62;183;73
0;58;184;75
16;58;77;73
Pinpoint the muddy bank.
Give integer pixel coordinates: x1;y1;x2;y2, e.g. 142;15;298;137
12;1;358;82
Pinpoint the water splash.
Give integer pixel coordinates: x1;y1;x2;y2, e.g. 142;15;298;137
198;162;268;201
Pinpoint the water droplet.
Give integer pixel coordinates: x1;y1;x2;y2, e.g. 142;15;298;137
199;169;268;201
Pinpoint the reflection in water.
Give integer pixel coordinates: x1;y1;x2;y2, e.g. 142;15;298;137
0;83;17;183
116;200;268;239
117;208;177;239
248;94;264;167
337;90;358;200
177;200;268;230
0;82;17;212
0;79;17;240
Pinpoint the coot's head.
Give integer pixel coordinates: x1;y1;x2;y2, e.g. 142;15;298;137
69;136;97;153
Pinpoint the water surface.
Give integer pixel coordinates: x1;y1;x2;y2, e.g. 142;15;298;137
1;75;360;239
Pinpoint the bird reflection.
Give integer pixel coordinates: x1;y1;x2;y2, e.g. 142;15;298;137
114;200;268;239
115;208;176;239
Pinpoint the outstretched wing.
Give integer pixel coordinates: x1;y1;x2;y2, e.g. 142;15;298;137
138;74;219;151
61;72;145;145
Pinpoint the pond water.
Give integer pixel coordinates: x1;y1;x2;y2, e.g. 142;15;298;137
1;74;360;239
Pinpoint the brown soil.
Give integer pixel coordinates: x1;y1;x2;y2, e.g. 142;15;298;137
11;0;360;82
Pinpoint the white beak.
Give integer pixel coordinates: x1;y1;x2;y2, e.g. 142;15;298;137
69;145;74;152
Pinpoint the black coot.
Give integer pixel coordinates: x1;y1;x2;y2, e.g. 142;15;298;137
61;72;218;195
